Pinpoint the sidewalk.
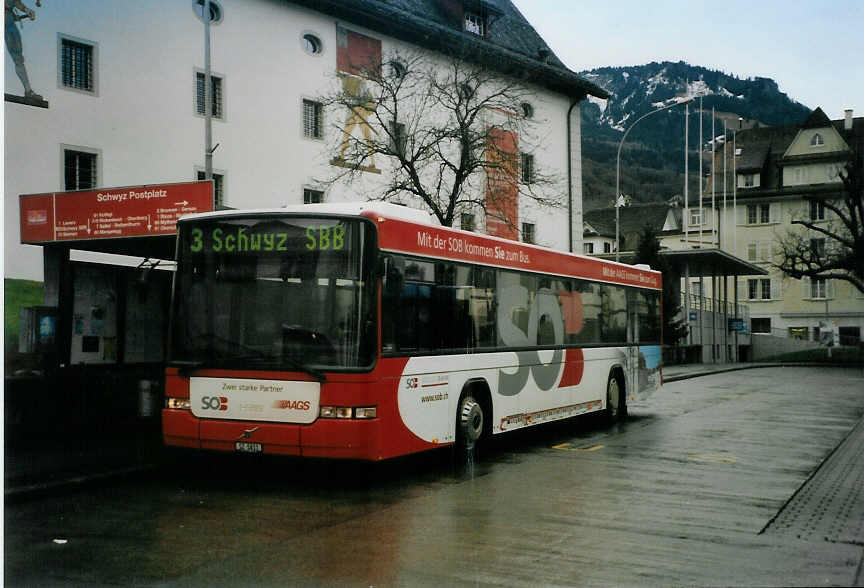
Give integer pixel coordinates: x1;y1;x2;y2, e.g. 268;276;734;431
3;362;859;500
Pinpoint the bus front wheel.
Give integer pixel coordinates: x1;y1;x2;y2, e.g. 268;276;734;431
605;371;626;423
456;394;484;451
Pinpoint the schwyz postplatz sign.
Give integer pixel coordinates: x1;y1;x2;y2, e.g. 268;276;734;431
20;181;213;244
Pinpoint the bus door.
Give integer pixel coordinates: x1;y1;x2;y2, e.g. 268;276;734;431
626;289;640;400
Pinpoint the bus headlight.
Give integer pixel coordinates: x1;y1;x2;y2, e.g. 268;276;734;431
166;398;191;410
319;406;377;419
353;406;377;419
320;406;352;419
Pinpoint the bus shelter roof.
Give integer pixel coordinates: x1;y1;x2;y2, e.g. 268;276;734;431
42;235;177;260
660;249;768;277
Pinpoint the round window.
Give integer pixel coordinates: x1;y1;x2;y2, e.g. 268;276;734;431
302;33;323;55
193;0;223;23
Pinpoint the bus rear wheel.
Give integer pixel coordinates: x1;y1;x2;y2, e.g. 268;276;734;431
605;371;626;424
456;394;484;451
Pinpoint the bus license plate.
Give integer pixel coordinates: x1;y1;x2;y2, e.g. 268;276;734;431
235;442;262;453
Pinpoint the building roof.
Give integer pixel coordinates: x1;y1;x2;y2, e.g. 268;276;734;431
730;108;864;197
584;202;675;239
286;0;608;100
802;107;832;129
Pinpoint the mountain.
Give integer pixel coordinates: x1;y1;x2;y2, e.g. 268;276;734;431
577;61;811;210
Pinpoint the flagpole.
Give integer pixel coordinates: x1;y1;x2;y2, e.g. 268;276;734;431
684;102;689;247
711;107;716;246
698;95;703;248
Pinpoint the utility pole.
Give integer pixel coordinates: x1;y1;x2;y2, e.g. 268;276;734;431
204;0;213;180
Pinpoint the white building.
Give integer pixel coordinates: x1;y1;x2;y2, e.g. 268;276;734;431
4;0;606;281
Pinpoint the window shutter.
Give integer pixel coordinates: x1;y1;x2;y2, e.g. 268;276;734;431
771;278;782;300
747;242;757;262
801;276;809;299
827;279;835;299
769;202;780;223
760;241;771;261
737;278;747;301
737;205;747;225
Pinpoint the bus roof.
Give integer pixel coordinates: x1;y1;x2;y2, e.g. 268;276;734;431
177;204;661;291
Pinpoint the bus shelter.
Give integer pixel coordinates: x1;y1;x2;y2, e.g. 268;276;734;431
661;249;768;363
10;182;212;436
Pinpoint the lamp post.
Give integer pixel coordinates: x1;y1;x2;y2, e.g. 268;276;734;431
615;97;693;261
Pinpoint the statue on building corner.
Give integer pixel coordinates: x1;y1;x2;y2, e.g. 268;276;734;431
5;0;46;106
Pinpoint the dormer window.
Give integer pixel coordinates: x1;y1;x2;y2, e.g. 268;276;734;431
464;11;486;36
810;133;824;147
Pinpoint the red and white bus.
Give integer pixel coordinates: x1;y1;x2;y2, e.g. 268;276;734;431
162;203;662;460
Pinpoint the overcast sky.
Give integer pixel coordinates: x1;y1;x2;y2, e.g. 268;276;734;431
513;0;862;121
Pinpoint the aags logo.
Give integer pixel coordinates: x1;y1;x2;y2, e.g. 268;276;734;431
201;396;228;411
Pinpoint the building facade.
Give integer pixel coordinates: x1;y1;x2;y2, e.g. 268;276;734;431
5;0;606;281
712;108;864;343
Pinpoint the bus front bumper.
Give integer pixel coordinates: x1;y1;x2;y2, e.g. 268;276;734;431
162;409;384;460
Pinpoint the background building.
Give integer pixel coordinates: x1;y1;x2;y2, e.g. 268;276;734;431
5;0;606;282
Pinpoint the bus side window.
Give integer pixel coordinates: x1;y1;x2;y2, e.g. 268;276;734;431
381;255;404;354
470;267;496;350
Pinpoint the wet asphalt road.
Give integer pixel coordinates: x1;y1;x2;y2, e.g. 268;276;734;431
5;366;864;587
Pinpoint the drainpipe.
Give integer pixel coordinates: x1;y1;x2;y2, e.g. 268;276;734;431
566;98;581;253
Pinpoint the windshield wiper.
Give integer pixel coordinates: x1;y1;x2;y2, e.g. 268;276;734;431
278;355;327;383
168;359;206;377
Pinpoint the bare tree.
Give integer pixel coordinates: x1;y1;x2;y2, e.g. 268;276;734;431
775;155;864;293
318;49;563;234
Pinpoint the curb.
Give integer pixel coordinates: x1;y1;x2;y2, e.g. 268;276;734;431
663;362;861;383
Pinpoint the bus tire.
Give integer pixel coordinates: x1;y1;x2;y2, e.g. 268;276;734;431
605;370;626;424
456;393;485;451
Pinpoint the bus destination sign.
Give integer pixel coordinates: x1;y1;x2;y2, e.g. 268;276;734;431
19;181;213;244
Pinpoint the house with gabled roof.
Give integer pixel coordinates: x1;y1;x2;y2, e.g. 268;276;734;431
704;107;864;344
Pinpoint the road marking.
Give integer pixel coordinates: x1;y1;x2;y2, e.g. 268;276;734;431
552;443;605;452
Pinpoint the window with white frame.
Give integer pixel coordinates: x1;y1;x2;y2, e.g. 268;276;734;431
746;203;771;224
746;241;772;263
603;242;612;253
583;242;594;254
743;173;755;187
461;213;475;232
810;133;824;147
747;278;771;300
521;222;535;244
809;199;825;221
520;152;534;184
810;238;826;259
464;11;486;36
689;207;704;226
195;71;224;119
64;148;98;190
810;278;828;299
303;188;323;204
751;318;771;333
60;36;96;93
197;171;225;207
303;99;323;139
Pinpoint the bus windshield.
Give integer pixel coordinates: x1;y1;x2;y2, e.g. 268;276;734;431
169;215;377;372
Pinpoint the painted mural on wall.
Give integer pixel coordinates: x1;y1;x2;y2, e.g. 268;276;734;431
332;25;382;173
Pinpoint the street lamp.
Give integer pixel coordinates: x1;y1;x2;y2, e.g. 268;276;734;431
615;97;693;261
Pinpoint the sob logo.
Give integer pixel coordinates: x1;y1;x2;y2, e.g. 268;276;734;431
201;396;228;411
